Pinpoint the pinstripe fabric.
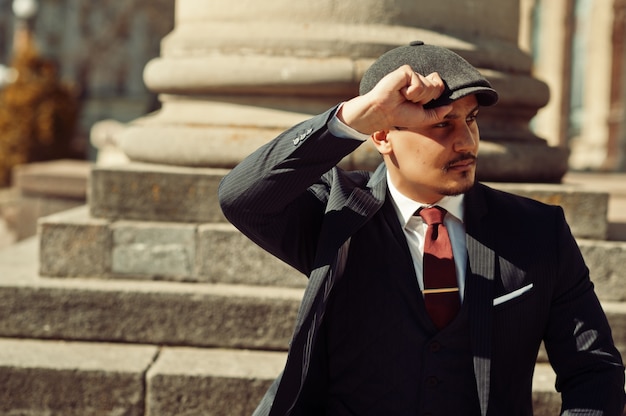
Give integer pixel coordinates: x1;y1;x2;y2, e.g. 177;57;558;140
465;234;495;416
464;186;496;416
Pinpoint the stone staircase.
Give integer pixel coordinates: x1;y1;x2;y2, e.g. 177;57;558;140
0;163;625;415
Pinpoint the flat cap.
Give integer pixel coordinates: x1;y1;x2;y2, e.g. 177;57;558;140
359;40;498;108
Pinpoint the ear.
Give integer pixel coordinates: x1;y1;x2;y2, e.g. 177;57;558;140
370;130;392;155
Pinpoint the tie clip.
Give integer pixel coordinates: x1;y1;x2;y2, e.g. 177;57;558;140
422;287;459;295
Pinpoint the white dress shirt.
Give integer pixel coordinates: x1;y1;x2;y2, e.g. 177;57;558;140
328;104;468;301
386;179;467;301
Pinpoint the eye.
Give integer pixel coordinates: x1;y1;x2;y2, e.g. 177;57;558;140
466;112;479;123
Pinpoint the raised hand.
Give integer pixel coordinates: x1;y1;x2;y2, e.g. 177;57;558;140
338;65;452;135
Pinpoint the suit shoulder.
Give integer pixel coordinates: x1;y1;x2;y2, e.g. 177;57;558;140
473;182;562;217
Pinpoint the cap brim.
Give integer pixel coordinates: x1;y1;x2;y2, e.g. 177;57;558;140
424;86;499;109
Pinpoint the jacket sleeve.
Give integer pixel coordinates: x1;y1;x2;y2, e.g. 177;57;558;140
543;208;625;415
218;106;364;275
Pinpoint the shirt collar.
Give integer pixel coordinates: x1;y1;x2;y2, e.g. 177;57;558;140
386;171;465;228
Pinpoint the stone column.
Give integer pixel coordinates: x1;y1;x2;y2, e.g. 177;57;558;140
568;0;615;170
520;0;574;149
608;0;626;171
117;0;569;182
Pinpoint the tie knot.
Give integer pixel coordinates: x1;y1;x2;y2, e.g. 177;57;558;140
418;206;447;225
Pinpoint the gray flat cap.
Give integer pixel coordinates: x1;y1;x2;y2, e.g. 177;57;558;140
359;40;498;108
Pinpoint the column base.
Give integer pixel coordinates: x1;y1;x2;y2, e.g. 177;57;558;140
476;140;570;183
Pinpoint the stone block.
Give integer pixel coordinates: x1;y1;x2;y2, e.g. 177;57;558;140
13;159;90;199
112;221;197;280
490;182;609;240
0;237;302;349
6;160;89;240
532;363;626;415
579;239;626;301
601;301;626;358
147;347;285;416
477;140;569;183
90;162;229;223
18;194;85;240
531;363;562;416
0;187;18;249
39;206;111;277
0;338;156;416
196;223;307;287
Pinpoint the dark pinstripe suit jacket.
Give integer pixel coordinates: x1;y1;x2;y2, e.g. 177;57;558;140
218;107;625;415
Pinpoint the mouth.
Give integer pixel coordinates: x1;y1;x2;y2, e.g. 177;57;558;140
444;155;477;172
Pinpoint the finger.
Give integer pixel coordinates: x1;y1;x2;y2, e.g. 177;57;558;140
404;72;445;104
418;72;445;101
401;73;425;102
425;72;444;87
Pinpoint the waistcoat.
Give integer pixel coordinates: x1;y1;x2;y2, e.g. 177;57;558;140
302;200;482;415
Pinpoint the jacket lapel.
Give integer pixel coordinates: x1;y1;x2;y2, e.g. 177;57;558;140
304;164;387;317
464;184;496;416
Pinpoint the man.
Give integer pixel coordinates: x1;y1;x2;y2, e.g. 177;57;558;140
219;41;625;415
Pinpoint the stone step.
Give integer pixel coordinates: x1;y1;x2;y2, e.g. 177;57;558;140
0;337;620;415
1;237;301;350
0;338;156;416
38;206;626;304
4;237;626;359
489;181;610;240
89;163;230;224
563;172;626;242
14;159;89;239
90;162;611;239
39;205;307;286
0;338;280;416
531;363;626;416
578;238;626;302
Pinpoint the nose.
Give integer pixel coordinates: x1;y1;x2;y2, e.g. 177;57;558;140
453;124;478;153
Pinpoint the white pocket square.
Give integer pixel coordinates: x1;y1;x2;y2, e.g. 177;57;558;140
493;283;534;306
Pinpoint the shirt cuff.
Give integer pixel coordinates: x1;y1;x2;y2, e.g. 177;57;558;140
327;103;371;141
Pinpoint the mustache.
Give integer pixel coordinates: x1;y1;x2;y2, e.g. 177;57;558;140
443;153;477;171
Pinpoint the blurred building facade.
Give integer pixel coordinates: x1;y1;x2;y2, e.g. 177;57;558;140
0;0;624;172
0;0;174;158
522;0;626;171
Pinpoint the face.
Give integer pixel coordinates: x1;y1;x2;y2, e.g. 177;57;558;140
372;95;480;204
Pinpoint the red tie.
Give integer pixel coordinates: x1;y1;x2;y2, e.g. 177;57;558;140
418;206;460;329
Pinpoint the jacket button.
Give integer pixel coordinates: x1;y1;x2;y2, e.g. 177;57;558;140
429;341;441;352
